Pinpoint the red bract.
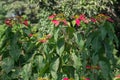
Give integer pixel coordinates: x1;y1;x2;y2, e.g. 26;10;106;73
107;18;114;22
79;14;88;23
23;20;29;26
62;20;68;26
76;19;81;26
63;77;69;80
75;14;89;26
86;66;91;69
46;34;52;39
115;74;120;78
79;14;86;21
52;19;68;26
39;38;47;43
91;18;97;23
48;14;56;20
52;20;60;26
5;19;12;26
28;33;33;37
84;19;89;24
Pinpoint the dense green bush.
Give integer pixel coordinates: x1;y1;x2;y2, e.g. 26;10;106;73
0;0;117;22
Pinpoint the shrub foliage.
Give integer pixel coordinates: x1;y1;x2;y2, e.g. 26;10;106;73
0;0;120;80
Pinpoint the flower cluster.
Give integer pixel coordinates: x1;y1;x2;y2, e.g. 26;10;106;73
28;33;33;37
5;19;13;27
86;65;100;70
95;14;114;22
38;34;52;43
23;19;29;26
5;16;29;27
49;13;114;27
114;74;120;80
73;14;89;26
48;13;68;26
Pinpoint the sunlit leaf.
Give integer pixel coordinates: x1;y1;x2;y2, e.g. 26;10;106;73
1;57;14;73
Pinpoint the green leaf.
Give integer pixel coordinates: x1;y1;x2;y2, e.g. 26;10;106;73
0;73;11;80
104;40;116;64
72;20;76;27
85;33;94;48
11;68;22;79
1;57;14;74
9;44;21;61
9;32;21;61
0;25;6;39
34;55;45;71
56;38;65;56
104;21;115;41
54;28;60;42
66;27;75;39
21;63;32;80
50;57;60;79
113;34;119;47
39;62;50;76
92;53;99;65
26;42;35;53
71;52;81;69
91;36;101;52
50;57;60;72
22;28;31;35
62;66;75;78
100;26;107;40
74;33;84;49
99;61;112;80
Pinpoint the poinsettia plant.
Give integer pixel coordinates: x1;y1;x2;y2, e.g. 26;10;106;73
47;13;118;80
0;12;119;80
0;0;120;80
